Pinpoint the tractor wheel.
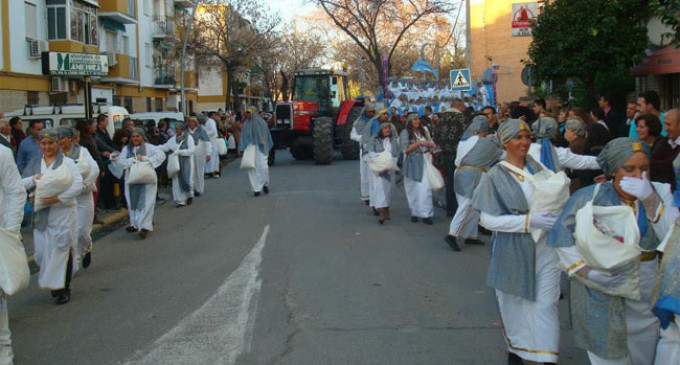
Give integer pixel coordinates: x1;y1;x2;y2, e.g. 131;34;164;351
290;139;312;160
268;148;275;166
341;105;362;160
312;117;333;165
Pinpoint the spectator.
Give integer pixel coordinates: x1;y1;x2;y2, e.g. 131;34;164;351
624;101;637;135
532;98;546;117
651;109;680;190
569;107;593;124
9;117;25;147
94;114;118;210
563;117;588;192
635;114;663;151
75;119;104;225
433;99;468;217
482;106;498;134
16;120;44;172
112;129;129;151
0;119;14;155
599;93;625;137
634;90;665;138
590;107;609;131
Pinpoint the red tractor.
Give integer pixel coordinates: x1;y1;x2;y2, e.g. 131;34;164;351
269;69;364;165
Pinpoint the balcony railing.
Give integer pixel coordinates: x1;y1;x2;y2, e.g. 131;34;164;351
130;57;138;80
154;67;176;85
152;17;175;38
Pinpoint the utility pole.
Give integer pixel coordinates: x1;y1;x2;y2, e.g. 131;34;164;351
465;0;471;70
180;1;199;116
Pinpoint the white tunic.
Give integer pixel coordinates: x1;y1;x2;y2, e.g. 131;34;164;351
204;118;220;174
368;139;396;209
21;157;82;289
247;148;269;193
162;135;196;204
72;147;99;270
449;136;481;239
403;134;433;218
0;146;25;353
115;143;166;231
189;128;213;194
480;167;561;363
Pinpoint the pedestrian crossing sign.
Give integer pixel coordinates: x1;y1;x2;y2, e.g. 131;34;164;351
450;68;472;91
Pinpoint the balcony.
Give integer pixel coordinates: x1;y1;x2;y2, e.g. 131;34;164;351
99;0;137;24
102;54;139;85
152;17;176;40
155;66;177;87
175;0;195;8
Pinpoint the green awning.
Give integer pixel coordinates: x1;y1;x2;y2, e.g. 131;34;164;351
102;18;126;33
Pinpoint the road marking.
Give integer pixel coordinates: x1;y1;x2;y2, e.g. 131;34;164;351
124;225;270;365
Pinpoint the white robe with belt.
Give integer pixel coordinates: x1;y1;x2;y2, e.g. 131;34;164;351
190;129;212;194
22;157;82;289
368;139;396;209
73;147;99;270
115;143;166;231
480;169;561;363
161;135;196;204
449;136;480;238
204;119;220;174
0;146;25;354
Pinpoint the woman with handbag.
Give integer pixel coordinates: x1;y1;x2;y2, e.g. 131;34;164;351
112;128;166;239
21;129;83;305
368;121;400;224
57;127;99;269
400;113;436;224
445;115;502;251
238;113;273;197
548;138;679;364
161;122;196;207
0;144;26;365
473;119;562;365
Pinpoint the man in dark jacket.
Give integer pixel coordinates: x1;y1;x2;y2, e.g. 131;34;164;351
94;114;118;210
433;100;469;217
599;94;626;138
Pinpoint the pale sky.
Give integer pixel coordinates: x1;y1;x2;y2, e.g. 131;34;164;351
265;0;316;21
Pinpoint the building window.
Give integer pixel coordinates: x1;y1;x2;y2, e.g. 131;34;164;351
145;43;151;68
113;96;121;106
124;97;133;113
47;0;67;40
146;97;152;112
155;98;163;111
25;2;38;39
27;91;40;105
70;1;98;46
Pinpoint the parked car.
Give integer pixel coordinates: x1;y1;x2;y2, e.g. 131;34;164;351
5;104;129;138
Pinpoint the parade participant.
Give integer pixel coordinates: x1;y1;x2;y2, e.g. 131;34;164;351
161;122;196;207
445;115;502;251
239;113;273;197
474;119;561;365
530;117;600;172
21;129;83;305
433;100;468;217
201;113;221;178
113;128;166;238
187;117;212;196
400;113;435;224
367;121;400;224
350;103;376;204
57;127;98;270
0;144;25;365
549;138;678;365
362;111;398;214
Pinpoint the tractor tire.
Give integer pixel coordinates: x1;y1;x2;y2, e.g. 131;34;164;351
268;148;275;166
312;117;333;165
290;138;312;160
341;105;362;160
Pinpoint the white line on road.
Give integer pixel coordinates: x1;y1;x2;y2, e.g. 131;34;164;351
124;225;270;365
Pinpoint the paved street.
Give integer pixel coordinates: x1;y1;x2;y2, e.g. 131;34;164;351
8;151;587;365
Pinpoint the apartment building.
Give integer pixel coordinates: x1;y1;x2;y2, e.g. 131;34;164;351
0;0;198;114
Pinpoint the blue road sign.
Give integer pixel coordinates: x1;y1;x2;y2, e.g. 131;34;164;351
450;68;472;92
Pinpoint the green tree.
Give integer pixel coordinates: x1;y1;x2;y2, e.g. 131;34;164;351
651;0;680;46
525;0;649;101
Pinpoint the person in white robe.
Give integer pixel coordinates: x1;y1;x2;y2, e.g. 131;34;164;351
367;121;400;224
21;129;82;305
161;122;195;207
399;113;435;224
474;120;561;364
187;117;212;196
548;138;678;365
201;113;221;177
446;115;502;251
349;103;376;203
238;113;273;196
57;127;98;271
112;128;166;239
530;117;600;172
0;145;26;365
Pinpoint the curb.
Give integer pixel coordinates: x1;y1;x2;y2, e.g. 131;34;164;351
26;209;129;270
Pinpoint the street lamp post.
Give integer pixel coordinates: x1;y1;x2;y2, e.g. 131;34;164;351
180;1;199;116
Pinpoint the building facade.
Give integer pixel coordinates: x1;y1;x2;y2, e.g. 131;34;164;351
0;0;199;115
469;0;538;104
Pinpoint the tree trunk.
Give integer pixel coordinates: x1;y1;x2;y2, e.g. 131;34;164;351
280;71;289;101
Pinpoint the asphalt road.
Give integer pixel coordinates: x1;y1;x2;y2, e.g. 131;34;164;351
8;150;588;365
